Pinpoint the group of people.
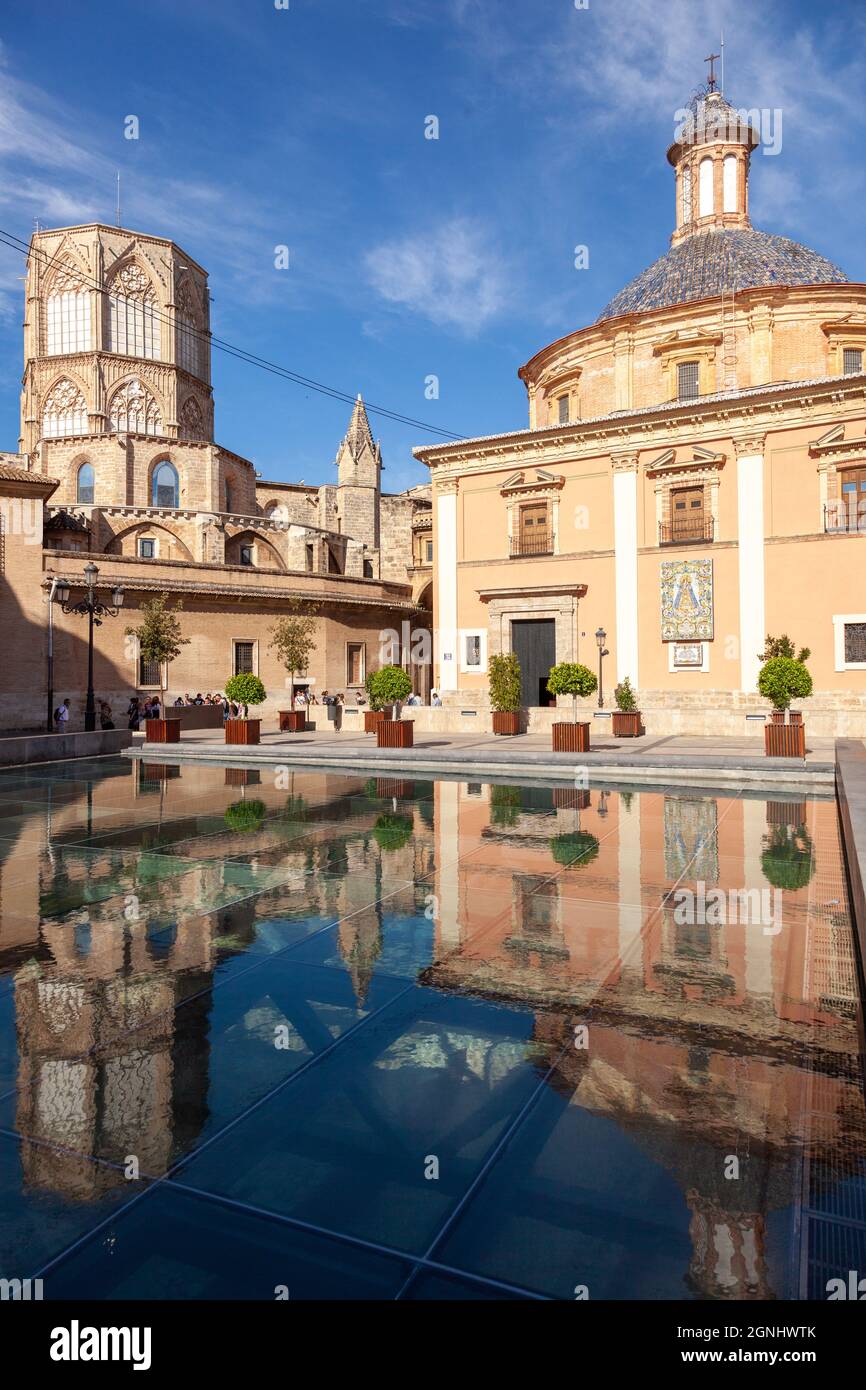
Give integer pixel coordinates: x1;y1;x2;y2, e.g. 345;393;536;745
173;692;225;707
52;698;116;731
125;691;248;732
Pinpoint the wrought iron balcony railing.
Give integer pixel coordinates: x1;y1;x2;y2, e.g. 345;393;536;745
659;516;715;546
510;531;553;557
824;503;865;534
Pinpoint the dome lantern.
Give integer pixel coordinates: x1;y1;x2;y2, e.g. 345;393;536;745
667;81;760;247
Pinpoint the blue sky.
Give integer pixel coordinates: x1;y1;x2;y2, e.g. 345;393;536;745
1;0;864;491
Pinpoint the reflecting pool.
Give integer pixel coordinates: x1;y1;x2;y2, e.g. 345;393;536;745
0;756;864;1299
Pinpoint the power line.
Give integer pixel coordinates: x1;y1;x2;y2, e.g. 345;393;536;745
0;225;465;441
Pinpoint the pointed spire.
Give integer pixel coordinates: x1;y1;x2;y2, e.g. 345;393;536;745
344;392;375;461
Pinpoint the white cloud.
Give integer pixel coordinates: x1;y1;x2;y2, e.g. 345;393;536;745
365;217;507;334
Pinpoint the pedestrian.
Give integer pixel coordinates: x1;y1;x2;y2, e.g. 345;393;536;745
321;690;332;706
99;700;115;730
53;698;70;732
431;689;442;707
127;696;141;731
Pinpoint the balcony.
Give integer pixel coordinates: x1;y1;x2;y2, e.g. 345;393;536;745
659;516;714;546
824;503;865;535
510;531;553;558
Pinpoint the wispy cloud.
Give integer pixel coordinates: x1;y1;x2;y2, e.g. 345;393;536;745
365;216;508;334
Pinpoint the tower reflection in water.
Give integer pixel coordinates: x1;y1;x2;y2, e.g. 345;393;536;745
0;758;863;1300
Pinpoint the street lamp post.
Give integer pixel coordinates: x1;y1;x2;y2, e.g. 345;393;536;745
53;564;125;733
595;626;609;709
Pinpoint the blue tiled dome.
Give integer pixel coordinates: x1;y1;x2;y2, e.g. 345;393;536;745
597;227;848;323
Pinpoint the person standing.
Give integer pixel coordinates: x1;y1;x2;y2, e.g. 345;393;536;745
127;697;141;731
54;698;70;732
99;700;115;730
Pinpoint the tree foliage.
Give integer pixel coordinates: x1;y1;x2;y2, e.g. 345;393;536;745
758;633;811;664
366;664;413;713
614;676;638;712
757;656;813;711
225;673;267;709
546;662;597;721
488;651;522;713
269;604;318;702
125;594;190;693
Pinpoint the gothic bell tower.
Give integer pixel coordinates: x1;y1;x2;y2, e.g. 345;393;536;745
335;394;382;548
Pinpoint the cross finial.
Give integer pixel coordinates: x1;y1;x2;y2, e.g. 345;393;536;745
704;52;721;92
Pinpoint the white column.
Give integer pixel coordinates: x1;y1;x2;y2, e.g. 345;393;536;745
436;480;458;692
742;797;774;999
617;793;643;981
735;437;766;693
436;781;462;951
613;455;639;684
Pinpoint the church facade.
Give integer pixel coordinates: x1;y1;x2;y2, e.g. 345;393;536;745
0;223;432;730
416;83;866;736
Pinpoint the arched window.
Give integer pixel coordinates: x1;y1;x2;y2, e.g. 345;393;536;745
108;262;161;360
46;262;91;355
152;461;179;509
176;280;204;378
42;378;88;437
723;155;737;213
681;163;692;224
698;157;714;217
77;462;95;504
109;378;163;435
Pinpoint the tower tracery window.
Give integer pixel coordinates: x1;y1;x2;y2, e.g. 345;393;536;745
108;378;163;436
179;394;206;440
108;262;161;360
152;460;179;509
46;262;91;355
42;378;89;437
176;280;204;378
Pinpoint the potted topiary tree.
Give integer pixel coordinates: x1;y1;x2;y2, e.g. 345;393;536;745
366;665;414;747
757;655;813;757
363;670;387;733
372;812;414;852
269;602;318;732
546;662;596;751
224;673;267;745
489;650;522;735
612;676;643;738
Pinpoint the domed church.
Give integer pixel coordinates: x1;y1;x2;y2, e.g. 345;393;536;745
417;76;866;736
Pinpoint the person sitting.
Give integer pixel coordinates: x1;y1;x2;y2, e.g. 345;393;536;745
355;691;366;705
431;690;442;707
174;695;184;706
193;692;204;706
99;700;115;730
406;691;421;706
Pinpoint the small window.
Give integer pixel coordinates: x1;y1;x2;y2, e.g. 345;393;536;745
425;539;433;563
465;634;481;667
76;462;94;504
305;542;315;572
239;544;253;566
233;641;254;675
844;622;866;664
347;643;364;685
557;395;569;424
138;537;155;559
677;361;700;400
843;348;863;376
139;655;161;687
363;558;373;578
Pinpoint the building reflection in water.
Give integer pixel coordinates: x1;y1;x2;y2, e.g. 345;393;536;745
0;761;863;1298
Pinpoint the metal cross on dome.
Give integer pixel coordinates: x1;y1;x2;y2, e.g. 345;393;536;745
704;52;721;92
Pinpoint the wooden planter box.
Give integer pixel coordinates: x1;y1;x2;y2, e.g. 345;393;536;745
764;720;806;758
225;767;261;787
225;718;261;746
552;721;590;753
145;718;180;743
612;711;643;738
376;720;414;748
766;799;807;828
278;710;306;732
364;710;386;733
492;711;521;736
